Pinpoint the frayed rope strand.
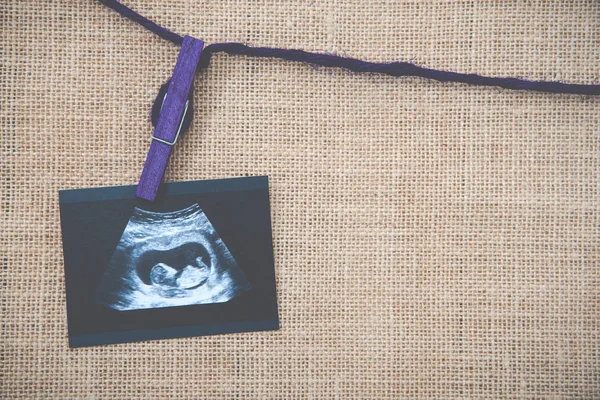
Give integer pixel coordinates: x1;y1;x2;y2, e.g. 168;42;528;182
97;0;599;96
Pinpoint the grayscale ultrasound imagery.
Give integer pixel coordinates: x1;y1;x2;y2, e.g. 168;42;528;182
96;203;251;311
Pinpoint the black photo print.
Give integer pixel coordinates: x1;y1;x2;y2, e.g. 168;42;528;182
59;176;279;347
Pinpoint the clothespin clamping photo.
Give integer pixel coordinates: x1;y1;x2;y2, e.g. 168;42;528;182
136;36;204;201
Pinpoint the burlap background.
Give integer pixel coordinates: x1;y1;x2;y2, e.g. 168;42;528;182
2;0;599;398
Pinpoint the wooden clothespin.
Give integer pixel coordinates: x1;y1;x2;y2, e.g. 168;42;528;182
136;36;204;201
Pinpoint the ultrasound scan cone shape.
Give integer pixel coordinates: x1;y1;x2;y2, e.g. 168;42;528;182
96;204;251;311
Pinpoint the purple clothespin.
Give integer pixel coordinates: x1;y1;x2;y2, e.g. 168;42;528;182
136;36;204;201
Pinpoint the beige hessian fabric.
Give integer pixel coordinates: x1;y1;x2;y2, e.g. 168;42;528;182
2;1;599;398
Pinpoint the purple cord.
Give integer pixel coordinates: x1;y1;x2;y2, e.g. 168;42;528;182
97;0;599;95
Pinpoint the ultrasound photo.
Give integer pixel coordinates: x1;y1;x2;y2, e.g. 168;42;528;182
59;176;279;347
97;204;251;311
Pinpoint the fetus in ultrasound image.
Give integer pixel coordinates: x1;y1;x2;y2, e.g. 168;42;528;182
96;203;251;311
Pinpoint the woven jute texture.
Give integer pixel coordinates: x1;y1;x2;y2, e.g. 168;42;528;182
2;1;599;398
